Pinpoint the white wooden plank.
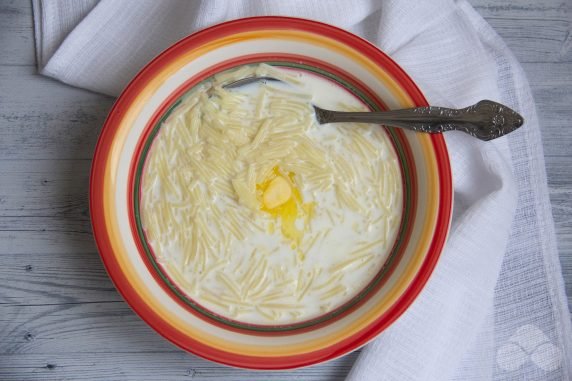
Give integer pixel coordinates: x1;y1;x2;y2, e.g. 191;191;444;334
0;251;117;305
471;0;568;16
470;0;572;63
0;303;173;354
0;351;359;381
0;160;90;217
0;230;94;255
0;0;35;66
482;17;571;64
519;63;571;160
0;65;113;160
521;62;572;158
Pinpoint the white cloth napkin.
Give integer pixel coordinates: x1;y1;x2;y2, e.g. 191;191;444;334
32;0;572;379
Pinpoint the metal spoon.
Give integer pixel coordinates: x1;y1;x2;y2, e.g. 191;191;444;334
224;76;524;141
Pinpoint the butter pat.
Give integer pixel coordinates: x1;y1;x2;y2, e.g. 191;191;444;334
262;176;292;209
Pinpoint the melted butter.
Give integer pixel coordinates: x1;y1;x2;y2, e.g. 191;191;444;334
257;166;314;248
262;175;292;209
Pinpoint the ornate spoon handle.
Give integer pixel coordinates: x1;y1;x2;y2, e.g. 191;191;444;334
313;100;524;141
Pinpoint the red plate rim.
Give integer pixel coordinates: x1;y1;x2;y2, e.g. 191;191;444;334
90;16;453;369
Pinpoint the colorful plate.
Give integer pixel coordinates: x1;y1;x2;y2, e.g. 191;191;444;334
90;16;452;369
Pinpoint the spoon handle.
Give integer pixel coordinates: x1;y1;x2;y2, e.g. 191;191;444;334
314;100;524;141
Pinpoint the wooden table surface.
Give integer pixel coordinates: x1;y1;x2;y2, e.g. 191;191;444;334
1;0;570;379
